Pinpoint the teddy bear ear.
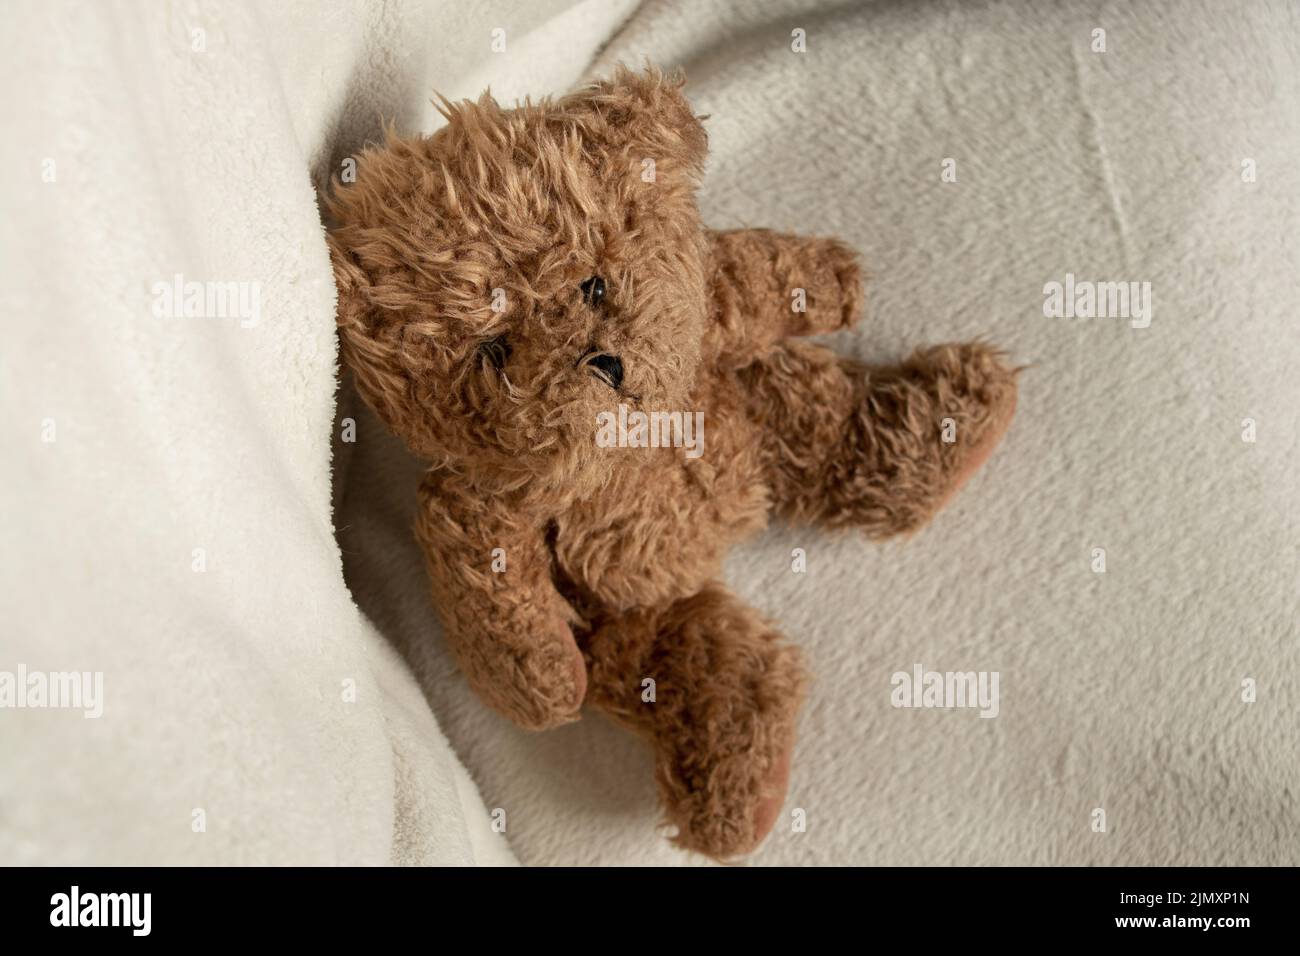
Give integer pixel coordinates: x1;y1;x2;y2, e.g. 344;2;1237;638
328;234;370;334
327;235;411;434
559;64;708;179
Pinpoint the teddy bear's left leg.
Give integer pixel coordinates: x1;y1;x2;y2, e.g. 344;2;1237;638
578;584;806;859
742;338;1018;536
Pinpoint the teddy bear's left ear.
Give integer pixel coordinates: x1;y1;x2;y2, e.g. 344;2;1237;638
559;65;708;181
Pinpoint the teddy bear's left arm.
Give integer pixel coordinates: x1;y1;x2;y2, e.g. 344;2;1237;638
414;477;588;731
707;228;864;365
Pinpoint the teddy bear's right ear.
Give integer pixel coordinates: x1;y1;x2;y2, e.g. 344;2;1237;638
559;64;708;180
328;234;370;338
328;234;411;434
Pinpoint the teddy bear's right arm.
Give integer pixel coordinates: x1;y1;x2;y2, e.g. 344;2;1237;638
708;228;864;365
414;477;586;731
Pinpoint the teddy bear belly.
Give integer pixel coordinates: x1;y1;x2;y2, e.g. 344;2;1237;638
553;436;770;613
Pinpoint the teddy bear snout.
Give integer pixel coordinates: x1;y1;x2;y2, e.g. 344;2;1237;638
580;351;624;391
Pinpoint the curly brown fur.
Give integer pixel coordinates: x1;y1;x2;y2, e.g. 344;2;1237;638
328;66;1017;859
741;340;1020;535
579;584;805;858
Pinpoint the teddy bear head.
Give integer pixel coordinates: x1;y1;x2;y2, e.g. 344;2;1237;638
329;67;710;489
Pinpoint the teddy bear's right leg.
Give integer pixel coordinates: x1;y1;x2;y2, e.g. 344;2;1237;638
579;583;806;860
741;338;1018;536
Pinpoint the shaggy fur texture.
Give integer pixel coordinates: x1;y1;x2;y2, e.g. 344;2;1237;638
328;66;1017;858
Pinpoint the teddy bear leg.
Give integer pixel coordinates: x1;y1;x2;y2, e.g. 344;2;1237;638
579;584;806;859
742;339;1018;536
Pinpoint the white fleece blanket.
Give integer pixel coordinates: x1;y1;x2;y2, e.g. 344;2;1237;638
6;0;1298;868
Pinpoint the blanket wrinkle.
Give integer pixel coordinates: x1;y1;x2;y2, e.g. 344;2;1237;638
1069;41;1133;267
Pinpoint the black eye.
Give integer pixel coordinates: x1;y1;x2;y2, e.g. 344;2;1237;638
580;275;606;307
479;335;510;370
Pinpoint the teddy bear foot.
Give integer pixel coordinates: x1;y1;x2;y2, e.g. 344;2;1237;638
660;715;798;860
925;351;1018;518
821;341;1020;537
749;744;794;849
581;584;806;860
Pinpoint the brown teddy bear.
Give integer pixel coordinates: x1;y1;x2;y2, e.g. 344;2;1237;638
328;66;1017;859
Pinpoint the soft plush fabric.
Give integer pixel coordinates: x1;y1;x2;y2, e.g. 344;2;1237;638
5;0;1297;867
337;0;1300;866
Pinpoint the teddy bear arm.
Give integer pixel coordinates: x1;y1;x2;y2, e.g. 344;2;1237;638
708;228;864;363
414;485;586;731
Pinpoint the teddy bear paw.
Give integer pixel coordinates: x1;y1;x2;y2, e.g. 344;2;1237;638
821;341;1019;536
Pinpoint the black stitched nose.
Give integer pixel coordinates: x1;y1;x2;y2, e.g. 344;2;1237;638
587;353;623;390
